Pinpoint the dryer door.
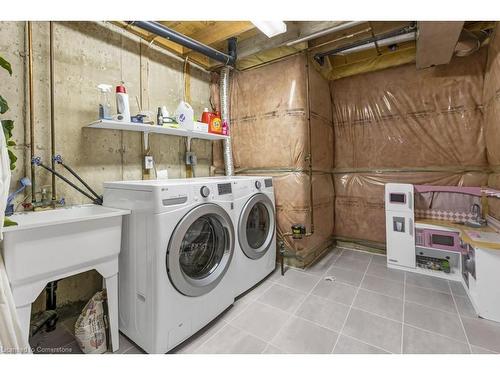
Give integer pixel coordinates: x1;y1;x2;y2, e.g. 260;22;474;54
238;193;276;260
167;203;235;297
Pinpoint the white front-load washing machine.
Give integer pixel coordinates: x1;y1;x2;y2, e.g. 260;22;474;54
103;178;236;353
231;176;277;297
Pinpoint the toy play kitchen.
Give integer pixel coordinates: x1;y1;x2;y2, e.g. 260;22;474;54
385;183;500;323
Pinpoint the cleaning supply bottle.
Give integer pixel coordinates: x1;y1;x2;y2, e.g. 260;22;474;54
157;107;163;126
201;108;211;124
97;84;112;120
221;119;228;136
174;101;194;130
115;84;131;122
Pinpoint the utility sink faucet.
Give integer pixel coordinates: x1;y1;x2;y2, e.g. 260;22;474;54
470;203;487;225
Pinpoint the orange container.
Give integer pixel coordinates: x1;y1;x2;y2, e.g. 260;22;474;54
209;114;222;134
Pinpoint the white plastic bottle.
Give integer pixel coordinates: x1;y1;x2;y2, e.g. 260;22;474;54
97;84;112;120
115;84;131;122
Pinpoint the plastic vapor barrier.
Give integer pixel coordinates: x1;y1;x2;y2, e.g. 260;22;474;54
331;50;489;244
484;27;500;221
213;54;335;266
214;30;500;256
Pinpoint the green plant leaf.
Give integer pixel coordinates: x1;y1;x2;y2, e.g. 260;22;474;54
0;94;8;114
0;55;12;75
8;149;17;170
7;140;16;146
3;217;18;227
2;119;14;139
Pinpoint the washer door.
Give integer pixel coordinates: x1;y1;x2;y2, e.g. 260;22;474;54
167;203;234;297
238;193;275;260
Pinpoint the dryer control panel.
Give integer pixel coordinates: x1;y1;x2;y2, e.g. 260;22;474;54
217;183;232;195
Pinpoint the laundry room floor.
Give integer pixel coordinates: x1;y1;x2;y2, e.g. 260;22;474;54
30;248;500;354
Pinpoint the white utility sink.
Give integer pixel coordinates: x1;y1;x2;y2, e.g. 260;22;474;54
1;204;130;353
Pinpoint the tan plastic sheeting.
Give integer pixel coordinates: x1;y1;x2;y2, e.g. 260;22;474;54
213;53;334;266
483;26;500;221
330;49;490;244
335;172;489;243
331;50;487;170
238;172;335;266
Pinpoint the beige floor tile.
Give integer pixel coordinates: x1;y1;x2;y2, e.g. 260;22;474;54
404;301;467;343
366;262;405;283
353;288;404;321
257;284;306;313
403;325;470;354
342;308;402;353
194;325;267;354
361;275;404;299
462;316;500;353
325;266;365;287
405;285;457;313
406;273;450;294
271;316;338;354
295;294;350;332
231;301;290;342
333;335;389;354
275;269;321;293
311;278;358;305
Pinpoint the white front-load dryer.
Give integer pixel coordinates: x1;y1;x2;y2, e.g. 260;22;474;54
231;176;277;297
103;178;235;353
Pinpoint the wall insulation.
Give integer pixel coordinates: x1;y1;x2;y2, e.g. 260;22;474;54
484;27;500;221
331;50;489;245
213;54;335;267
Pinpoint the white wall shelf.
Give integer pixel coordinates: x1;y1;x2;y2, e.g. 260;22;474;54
87;120;229;141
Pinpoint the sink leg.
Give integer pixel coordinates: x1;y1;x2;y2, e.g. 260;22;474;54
104;274;119;353
16;304;33;353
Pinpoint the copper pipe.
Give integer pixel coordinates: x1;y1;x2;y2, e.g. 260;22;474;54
27;21;36;204
304;56;315;236
50;21;56;202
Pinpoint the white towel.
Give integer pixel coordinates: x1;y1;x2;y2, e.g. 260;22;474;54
0;120;10;240
0;121;29;353
0;253;29;353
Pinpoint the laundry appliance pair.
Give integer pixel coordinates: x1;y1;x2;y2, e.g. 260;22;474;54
103;176;276;353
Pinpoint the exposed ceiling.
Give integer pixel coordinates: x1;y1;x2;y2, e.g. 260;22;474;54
113;21;496;80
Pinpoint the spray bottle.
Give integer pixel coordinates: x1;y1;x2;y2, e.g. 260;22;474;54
97;84;112;120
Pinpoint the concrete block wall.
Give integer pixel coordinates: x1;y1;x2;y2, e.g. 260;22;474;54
0;21;212;314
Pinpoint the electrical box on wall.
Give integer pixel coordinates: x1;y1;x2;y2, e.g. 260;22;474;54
145;156;154;170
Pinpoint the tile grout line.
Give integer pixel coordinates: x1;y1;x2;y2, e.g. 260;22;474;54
400;271;406;354
448;280;473;354
256;297;391;354
331;253;374;353
185;275;279;353
260;248;346;353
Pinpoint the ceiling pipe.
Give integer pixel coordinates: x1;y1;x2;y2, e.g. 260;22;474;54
127;21;236;66
286;21;366;46
336;31;416;55
314;23;417;65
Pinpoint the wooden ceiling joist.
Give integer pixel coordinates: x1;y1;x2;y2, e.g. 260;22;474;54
182;21;255;56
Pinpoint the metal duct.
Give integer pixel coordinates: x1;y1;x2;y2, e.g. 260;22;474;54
336;32;416;55
314;23;417;65
286;21;366;46
128;21;236;66
220;66;234;176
